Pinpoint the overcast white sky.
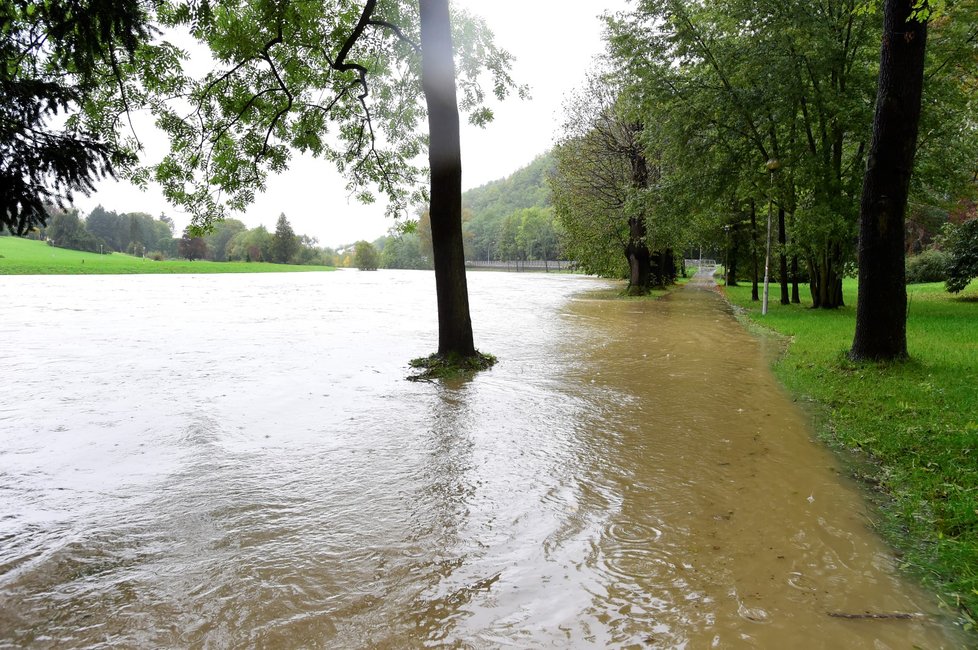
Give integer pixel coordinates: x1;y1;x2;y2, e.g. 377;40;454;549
75;1;630;248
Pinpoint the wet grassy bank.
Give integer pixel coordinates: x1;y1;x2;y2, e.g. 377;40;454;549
0;237;335;274
722;278;978;630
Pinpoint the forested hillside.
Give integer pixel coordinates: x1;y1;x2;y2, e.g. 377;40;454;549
463;152;556;262
463;153;554;224
378;153;559;268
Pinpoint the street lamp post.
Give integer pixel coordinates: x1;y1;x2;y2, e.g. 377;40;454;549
762;158;780;316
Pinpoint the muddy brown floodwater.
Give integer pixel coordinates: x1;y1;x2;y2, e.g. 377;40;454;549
0;270;966;648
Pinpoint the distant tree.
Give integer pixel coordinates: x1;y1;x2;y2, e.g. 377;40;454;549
204;218;247;262
271;213;299;264
85;205;125;251
227;226;272;262
382;230;429;269
47;208;100;252
152;216;176;257
945;218;978;293
0;0;152;235
354;240;380;271
516;207;559;261
293;234;331;266
123;212;158;254
178;227;208;261
496;211;523;261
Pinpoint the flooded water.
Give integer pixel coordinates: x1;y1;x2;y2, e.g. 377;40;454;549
0;270;965;648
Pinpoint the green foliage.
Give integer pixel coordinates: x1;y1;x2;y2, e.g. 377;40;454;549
0;0;151;235
0;236;334;274
905;249;950;284
461;153;555;261
227;225;272;262
945;218;978;293
82;206;173;255
138;1;521;227
203;218;247;262
605;0;977;305
724;277;978;623
46;207;101;253
380;230;429;269
910;1;978;206
353;240;379;270
514;207;559;261
271;213;298;264
384;178;558;266
550;71;685;281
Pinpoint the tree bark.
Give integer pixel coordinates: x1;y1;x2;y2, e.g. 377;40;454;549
420;0;476;357
663;248;676;283
626;221;652;293
778;207;790;305
626;143;653;294
851;0;926;360
726;222;740;287
809;244;845;309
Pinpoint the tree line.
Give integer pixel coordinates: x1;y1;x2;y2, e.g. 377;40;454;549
8;206;338;266
6;0;974;362
547;0;976;357
3;0;522;361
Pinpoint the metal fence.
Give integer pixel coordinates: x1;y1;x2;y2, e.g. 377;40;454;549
465;260;577;272
685;259;718;268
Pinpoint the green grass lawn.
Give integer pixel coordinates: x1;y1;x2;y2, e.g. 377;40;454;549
0;237;335;274
723;277;978;627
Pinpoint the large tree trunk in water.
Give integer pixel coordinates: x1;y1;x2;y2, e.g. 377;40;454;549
626;143;652;295
750;200;759;301
626;219;652;294
420;0;475;357
778;207;790;305
851;0;926;361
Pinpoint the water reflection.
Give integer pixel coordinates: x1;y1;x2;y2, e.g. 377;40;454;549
0;271;966;648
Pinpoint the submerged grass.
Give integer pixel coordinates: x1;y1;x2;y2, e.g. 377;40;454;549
722;278;978;627
578;272;696;302
0;237;335;274
407;351;498;382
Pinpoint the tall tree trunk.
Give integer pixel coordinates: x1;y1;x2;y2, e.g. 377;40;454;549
750;200;760;301
791;255;801;303
808;244;845;309
626;220;652;294
726;222;740;287
626;143;653;295
851;0;926;360
420;0;475;357
778;207;790;305
663;248;676;283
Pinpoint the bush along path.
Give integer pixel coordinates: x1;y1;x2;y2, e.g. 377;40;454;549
722;277;978;631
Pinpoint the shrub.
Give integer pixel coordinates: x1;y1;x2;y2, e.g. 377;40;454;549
905;249;950;284
944;218;978;293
